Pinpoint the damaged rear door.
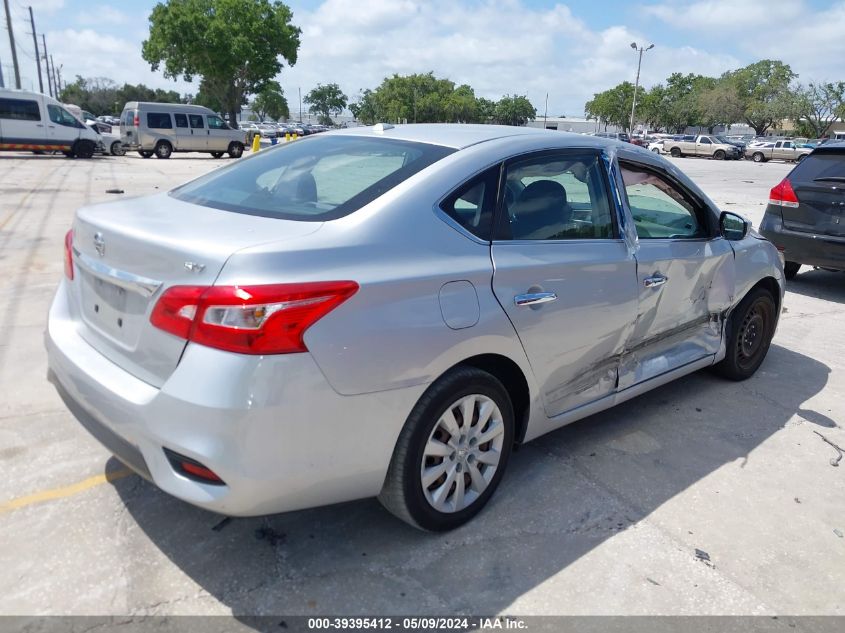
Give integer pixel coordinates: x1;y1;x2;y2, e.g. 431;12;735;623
490;149;638;417
616;159;734;389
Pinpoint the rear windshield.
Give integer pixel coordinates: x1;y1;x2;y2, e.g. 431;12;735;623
170;135;455;221
791;150;845;182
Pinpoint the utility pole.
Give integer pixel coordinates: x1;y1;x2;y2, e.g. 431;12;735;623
55;63;62;94
628;42;654;134
3;0;22;88
50;55;58;97
28;6;44;94
544;93;548;128
41;34;52;96
298;87;302;123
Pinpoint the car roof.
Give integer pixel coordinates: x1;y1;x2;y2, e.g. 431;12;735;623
328;123;557;149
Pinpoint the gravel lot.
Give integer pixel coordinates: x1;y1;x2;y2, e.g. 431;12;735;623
0;150;843;618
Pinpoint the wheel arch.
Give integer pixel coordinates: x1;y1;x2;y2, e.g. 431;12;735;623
451;353;531;446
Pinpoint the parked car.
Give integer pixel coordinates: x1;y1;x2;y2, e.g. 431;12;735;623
746;140;811;163
99;128;125;156
647;139;665;154
120;102;247;159
665;134;742;160
47;124;784;530
592;131;631;143
759;141;845;279
0;88;100;158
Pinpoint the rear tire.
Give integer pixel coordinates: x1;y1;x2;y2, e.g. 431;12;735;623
752;152;765;163
714;149;726;160
210;151;224;158
714;287;777;381
228;142;244;158
154;141;172;159
378;366;514;531
670;147;681;158
139;151;153;158
784;261;801;280
72;139;95;159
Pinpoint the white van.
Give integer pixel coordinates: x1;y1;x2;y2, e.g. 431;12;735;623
0;88;102;158
120;102;246;159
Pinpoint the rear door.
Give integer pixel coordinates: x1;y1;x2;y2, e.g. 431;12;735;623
617;157;734;388
490;149;638;417
188;114;207;150
120;107;138;146
783;148;845;237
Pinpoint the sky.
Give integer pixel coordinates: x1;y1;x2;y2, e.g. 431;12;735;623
2;0;844;117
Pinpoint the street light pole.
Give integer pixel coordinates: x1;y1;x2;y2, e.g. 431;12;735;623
628;42;654;134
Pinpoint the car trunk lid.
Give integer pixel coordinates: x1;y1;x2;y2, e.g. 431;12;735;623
70;193;323;387
782;150;845;237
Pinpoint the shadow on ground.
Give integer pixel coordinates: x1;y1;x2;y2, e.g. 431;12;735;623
785;269;845;304
109;344;832;618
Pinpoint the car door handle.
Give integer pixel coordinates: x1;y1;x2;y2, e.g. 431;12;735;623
643;273;669;288
515;292;557;306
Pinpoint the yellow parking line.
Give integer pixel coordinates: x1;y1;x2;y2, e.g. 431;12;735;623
0;468;134;515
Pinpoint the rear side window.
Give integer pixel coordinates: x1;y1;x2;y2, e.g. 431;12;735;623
171;135;454;221
174;113;189;128
791;151;845;182
0;98;41;121
147;112;172;129
440;167;499;240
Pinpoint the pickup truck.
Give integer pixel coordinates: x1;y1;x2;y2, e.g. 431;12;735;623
665;135;742;160
745;140;811;163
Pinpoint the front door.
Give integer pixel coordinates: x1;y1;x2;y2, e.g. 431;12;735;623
206;114;231;151
46;104;83;150
696;136;713;156
616;159;734;388
491;149;638;418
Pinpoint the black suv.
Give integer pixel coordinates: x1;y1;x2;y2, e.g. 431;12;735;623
759;142;845;279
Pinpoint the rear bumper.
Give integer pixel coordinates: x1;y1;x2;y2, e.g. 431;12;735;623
760;211;845;271
45;279;425;516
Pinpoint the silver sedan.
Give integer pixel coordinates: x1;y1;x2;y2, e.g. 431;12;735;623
46;124;784;530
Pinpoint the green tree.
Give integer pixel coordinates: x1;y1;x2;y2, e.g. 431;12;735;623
585;82;634;131
251;81;290;121
476;97;497;123
494;95;536;126
142;0;301;128
697;80;745;133
725;60;797;136
304;83;347;125
792;81;845;138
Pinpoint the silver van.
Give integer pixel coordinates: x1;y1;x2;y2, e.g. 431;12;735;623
120;102;246;159
0;88;101;158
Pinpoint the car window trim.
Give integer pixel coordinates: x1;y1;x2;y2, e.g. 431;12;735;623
617;158;717;240
492;147;621;242
435;162;503;243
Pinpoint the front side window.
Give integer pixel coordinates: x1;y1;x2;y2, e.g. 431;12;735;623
174;113;189;128
147;112;172;129
699;137;712;144
620;162;707;239
207;115;228;130
0;98;41;121
496;151;616;241
171;135;454;221
189;115;204;129
47;104;82;128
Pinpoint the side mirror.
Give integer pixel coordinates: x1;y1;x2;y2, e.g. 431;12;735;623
720;211;749;241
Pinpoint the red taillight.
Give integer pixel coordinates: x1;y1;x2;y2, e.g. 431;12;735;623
64;229;74;280
150;281;358;354
133;113;139;127
769;178;799;208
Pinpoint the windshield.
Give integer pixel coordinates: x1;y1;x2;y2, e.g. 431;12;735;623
715;136;733;143
171;135;454;221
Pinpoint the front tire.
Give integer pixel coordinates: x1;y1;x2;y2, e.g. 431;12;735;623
651;147;660;154
379;366;514;531
714;149;726;160
228;142;244;158
714;287;777;381
784;261;801;280
72;139;95;159
154;141;172;159
210;151;224;158
139;150;153;158
110;141;125;156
